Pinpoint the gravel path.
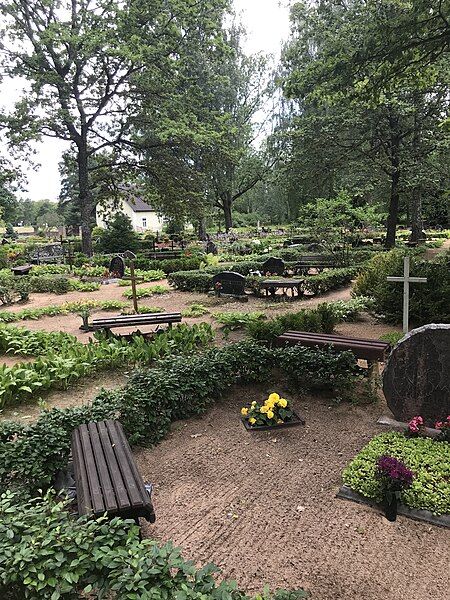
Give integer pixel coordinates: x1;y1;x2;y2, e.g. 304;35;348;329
137;385;448;600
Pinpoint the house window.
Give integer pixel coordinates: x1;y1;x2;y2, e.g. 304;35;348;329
142;217;147;228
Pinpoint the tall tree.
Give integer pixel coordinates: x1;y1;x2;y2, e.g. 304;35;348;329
0;0;230;254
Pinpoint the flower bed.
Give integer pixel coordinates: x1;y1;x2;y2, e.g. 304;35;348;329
342;432;450;515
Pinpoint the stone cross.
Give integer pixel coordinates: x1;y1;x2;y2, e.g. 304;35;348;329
387;256;427;333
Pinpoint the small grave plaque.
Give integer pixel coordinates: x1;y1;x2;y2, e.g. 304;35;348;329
109;256;125;278
212;271;246;296
383;324;450;426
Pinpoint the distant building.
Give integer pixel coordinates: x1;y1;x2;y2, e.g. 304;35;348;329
96;196;164;233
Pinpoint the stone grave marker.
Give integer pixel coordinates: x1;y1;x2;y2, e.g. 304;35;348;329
212;271;246;297
206;240;218;255
109;255;126;278
262;257;285;276
382;324;450;426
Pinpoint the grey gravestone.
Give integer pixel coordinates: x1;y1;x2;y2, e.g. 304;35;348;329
383;324;450;426
262;257;285;276
212;271;246;296
109;256;125;278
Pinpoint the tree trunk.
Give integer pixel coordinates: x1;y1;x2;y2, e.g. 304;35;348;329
223;193;233;231
410;101;423;243
197;218;207;241
77;143;93;256
385;112;401;249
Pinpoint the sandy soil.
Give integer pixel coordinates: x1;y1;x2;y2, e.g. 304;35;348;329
137;384;448;600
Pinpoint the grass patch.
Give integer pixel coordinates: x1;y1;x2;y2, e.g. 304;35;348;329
342;432;450;515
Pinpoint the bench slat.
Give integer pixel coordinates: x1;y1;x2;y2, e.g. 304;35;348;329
282;331;389;349
105;420;146;509
77;424;105;515
87;422;117;512
71;428;93;516
96;421;131;510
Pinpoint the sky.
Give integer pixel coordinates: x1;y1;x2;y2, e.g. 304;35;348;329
1;0;291;203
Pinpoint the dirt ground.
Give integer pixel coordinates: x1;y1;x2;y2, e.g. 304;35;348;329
137;384;449;600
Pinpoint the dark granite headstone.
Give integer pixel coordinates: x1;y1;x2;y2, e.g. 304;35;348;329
206;240;218;255
109;256;125;278
212;271;246;296
262;257;285;276
383;324;450;426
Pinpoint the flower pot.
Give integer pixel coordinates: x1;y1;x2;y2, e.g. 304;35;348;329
241;411;305;431
384;494;398;522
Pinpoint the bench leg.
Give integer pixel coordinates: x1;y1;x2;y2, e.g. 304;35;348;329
367;361;380;391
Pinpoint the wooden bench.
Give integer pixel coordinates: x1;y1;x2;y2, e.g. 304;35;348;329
71;420;155;523
293;255;337;275
260;279;303;299
276;331;391;381
142;249;184;260
80;311;182;333
11;264;33;276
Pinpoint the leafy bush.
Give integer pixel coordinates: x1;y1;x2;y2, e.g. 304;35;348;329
122;284;170;299
67;280;101;292
0;491;255;600
213;311;266;335
26;275;71;294
379;332;405;346
182;303;210;317
0;327;78;357
168;270;213;293
353;250;450;324
328;296;375;321
134;256;202;274
246;304;337;344
302;267;359;295
342;432;450;515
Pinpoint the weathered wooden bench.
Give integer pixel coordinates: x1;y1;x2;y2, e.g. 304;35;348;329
260;279;303;299
11;264;33;276
80;311;182;332
142;249;184;260
276;331;391;381
293;255;337;275
71;419;155;523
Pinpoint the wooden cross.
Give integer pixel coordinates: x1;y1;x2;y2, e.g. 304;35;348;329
122;251;143;313
387;256;427;333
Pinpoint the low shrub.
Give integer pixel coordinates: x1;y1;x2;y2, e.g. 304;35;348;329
342;432;450;515
67;280;100;292
134;256;202;273
168;270;213;293
182;303;210;317
353;250;450;324
0;491;306;600
0;300;130;323
246;303;337;344
123;285;170;299
302;267;359;296
328;296;375;321
0;327;78;357
213;311;266;336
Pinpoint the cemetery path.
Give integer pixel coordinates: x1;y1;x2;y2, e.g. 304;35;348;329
137;385;448;600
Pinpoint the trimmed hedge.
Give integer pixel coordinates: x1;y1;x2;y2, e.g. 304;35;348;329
343;432;450;515
169;266;359;296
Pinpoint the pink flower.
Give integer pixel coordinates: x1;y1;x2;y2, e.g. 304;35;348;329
408;416;424;434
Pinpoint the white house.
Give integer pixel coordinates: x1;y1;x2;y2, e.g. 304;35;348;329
96;196;164;233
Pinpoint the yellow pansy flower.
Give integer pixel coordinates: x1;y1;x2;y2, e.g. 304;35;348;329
249;417;256;425
279;398;288;408
260;406;268;414
241;407;248;416
267;410;274;419
268;393;280;403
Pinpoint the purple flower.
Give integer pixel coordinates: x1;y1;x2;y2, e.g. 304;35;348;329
377;455;413;490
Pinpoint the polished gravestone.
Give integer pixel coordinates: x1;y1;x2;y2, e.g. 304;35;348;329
382;324;450;426
212;271;246;296
262;257;285;276
109;255;126;278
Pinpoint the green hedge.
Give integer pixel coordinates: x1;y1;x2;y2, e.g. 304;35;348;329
353;250;450;324
0;340;359;495
134;255;202;273
169;266;359;295
342;432;450;515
